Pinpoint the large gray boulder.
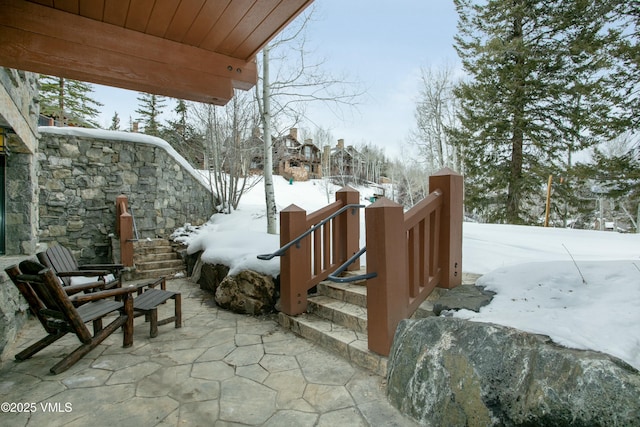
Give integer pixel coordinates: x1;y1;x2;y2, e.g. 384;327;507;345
387;317;640;426
214;270;276;315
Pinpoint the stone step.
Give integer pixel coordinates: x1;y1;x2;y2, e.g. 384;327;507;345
277;312;386;377
134;251;179;263
136;259;185;271
278;271;486;377
134;245;174;255
127;267;185;281
133;238;172;248
127;237;186;281
133;238;176;258
307;295;368;333
316;281;367;308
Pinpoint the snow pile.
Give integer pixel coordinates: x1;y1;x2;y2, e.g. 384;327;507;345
173;173;640;370
454;260;640;370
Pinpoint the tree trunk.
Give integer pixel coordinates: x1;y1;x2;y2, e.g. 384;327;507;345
506;11;525;224
262;45;278;234
506;130;523;223
58;77;65;126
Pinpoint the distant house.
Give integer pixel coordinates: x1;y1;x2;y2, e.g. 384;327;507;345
272;128;322;181
250;129;369;183
323;139;363;181
245;128;265;174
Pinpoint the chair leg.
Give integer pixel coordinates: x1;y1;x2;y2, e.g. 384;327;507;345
122;296;134;348
175;293;182;329
15;332;67;361
50;315;128;375
149;309;158;338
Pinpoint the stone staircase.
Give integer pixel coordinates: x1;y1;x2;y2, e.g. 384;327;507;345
124;238;186;281
278;271;485;376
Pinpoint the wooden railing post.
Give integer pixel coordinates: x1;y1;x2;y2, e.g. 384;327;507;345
115;195;126;235
335;186;360;270
429;168;463;289
365;198;408;356
116;195;134;267
280;204;311;315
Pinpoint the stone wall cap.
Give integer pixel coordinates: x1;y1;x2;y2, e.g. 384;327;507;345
39;127;210;190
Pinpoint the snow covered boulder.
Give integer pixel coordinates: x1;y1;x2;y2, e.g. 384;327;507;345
387;317;640;426
214;270;276;315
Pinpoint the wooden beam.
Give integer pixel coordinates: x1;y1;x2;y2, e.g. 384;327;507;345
1;0;258;104
0;25;234;104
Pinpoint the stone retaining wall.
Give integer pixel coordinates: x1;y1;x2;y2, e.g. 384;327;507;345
0;68;39;141
0;68;39;358
38;128;216;264
1;68;39;256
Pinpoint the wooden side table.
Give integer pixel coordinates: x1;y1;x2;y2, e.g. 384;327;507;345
133;288;182;338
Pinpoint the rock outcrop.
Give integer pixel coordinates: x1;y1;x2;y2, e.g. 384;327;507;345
197;263;230;294
387;317;640;426
214;270;276;315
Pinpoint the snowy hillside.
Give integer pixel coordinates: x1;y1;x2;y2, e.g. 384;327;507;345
175;175;640;370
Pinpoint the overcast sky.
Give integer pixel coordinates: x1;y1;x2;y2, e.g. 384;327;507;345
93;1;460;159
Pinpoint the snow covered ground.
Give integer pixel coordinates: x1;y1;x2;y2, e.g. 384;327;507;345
174;174;640;370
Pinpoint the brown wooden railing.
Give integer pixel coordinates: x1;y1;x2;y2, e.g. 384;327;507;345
273;186;361;315
258;169;462;356
115;195;134;267
365;168;463;356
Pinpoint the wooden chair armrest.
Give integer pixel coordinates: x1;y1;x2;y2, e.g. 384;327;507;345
64;281;106;295
80;264;124;273
71;286;138;304
57;270;112;277
144;277;167;291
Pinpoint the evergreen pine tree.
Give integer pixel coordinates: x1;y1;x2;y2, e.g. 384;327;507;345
163;99;205;167
108;111;121;131
452;0;619;224
574;144;640;231
135;92;166;136
609;0;640;130
39;75;103;127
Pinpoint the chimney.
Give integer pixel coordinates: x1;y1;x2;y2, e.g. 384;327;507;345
337;139;344;150
132;121;139;133
289;128;298;141
323;145;331;169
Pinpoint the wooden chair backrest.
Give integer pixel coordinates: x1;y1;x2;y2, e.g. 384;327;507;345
15;260;92;343
37;245;80;286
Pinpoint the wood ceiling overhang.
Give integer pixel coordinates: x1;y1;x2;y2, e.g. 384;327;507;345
1;0;313;105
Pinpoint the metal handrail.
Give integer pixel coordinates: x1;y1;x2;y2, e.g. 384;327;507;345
257;203;365;260
327;246;377;283
129;205;140;241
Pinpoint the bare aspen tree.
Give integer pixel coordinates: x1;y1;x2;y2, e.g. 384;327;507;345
256;6;362;234
261;45;278;234
313;126;336;203
193;90;261;214
412;65;462;172
388;144;430;209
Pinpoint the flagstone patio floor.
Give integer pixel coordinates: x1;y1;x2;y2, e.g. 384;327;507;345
0;277;417;427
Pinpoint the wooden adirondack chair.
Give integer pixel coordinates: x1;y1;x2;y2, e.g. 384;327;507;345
5;260;136;375
37;244;123;292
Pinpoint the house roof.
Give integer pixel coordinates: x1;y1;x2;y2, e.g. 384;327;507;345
0;0;313;105
301;140;320;150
